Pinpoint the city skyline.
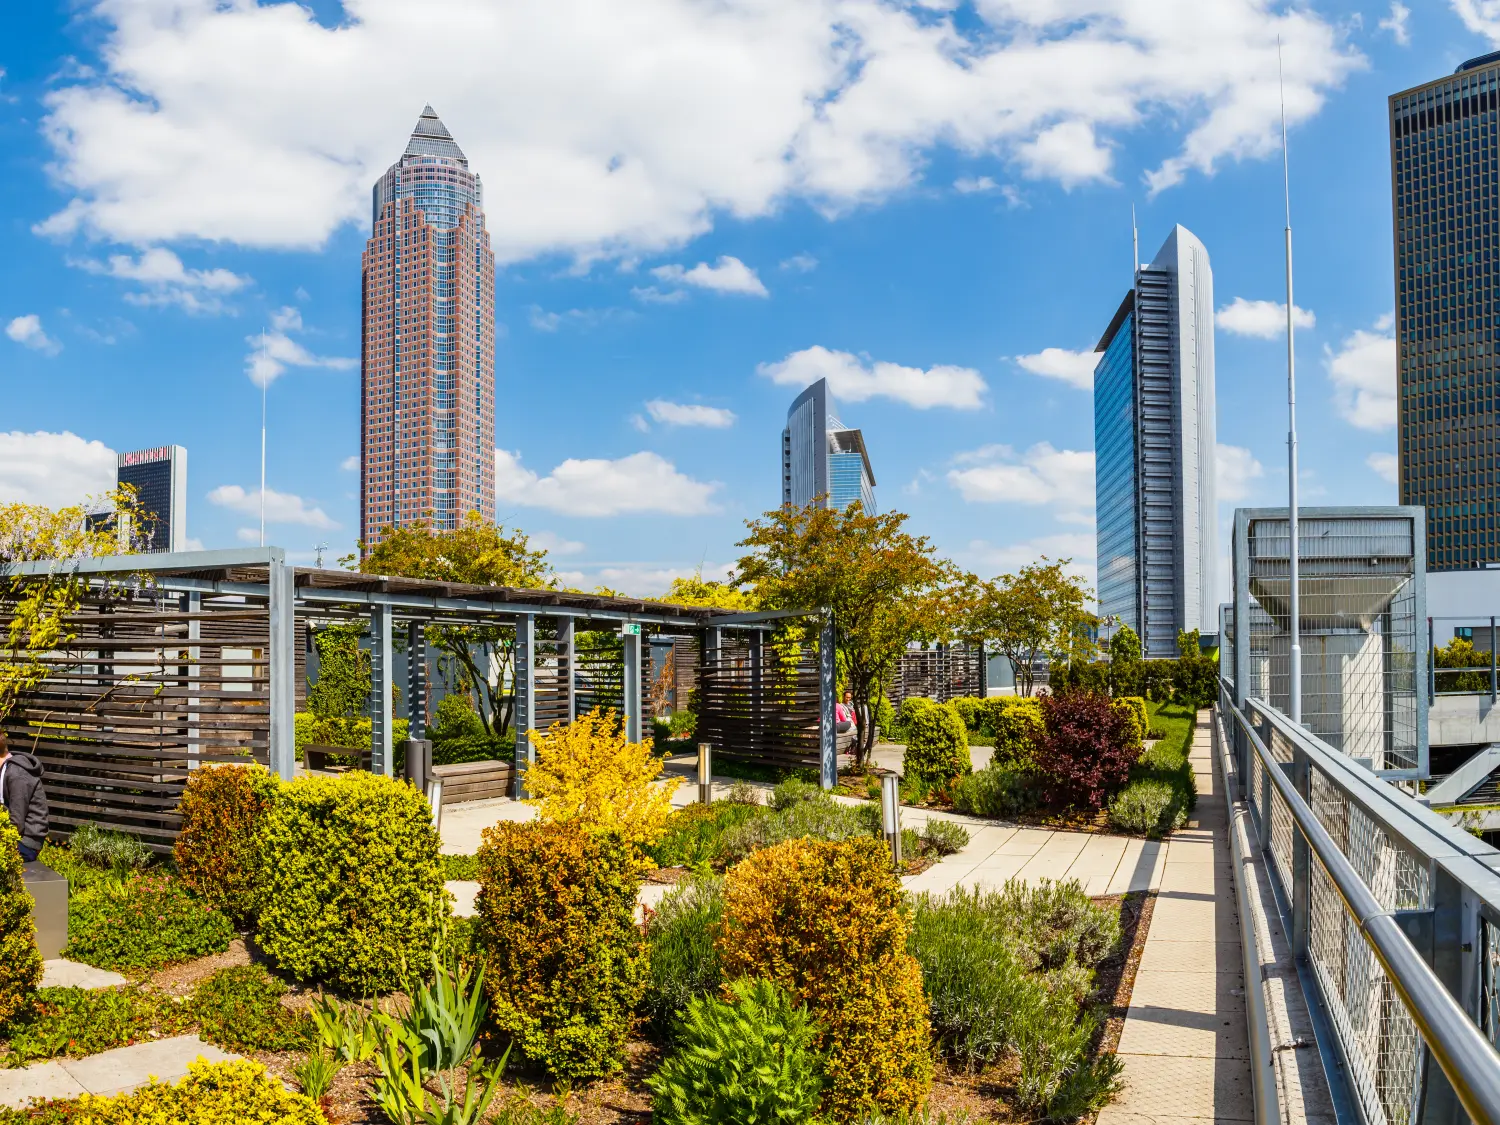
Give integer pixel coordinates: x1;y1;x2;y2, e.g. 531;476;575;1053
0;0;1470;596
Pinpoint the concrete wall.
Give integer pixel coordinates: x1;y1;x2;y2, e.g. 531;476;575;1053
1430;692;1500;746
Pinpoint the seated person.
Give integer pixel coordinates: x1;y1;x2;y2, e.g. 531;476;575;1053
835;691;856;734
0;733;48;862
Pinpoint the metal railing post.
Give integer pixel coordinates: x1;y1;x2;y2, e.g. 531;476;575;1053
1431;616;1437;705
1290;748;1311;958
1491;617;1496;704
1420;864;1469;1125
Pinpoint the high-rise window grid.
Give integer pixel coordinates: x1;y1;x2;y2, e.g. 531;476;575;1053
1391;61;1500;570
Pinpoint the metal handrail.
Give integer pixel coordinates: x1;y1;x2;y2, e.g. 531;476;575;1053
1211;705;1280;1125
1221;698;1500;1125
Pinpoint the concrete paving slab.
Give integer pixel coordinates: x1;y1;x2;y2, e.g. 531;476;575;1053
1117;1010;1250;1061
1107;839;1166;894
1065;835;1131;894
1151;891;1242;942
0;1061;87;1109
439;797;536;854
1127;969;1245;1013
447;880;479;919
1015;831;1091;881
1138;940;1242;976
40;959;129;991
59;1036;237;1098
993;827;1057;855
1100;1053;1255;1121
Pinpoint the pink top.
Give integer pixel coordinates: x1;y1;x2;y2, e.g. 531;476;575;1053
836;703;855;724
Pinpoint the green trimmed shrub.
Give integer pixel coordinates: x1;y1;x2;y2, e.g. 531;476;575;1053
27;1058;324;1123
475;821;646;1079
647;802;765;869
981;697;1046;767
0;820;42;1025
1111;698;1145;749
949;697;985;733
770;777;822;810
647;977;823;1125
1120;696;1148;736
67;824;152;876
919;819;969;857
950;764;1041;819
899;699;970;786
174;763;280;925
0;984;193;1066
644;874;725;1041
65;874;233;975
1109;777;1192;838
253;772;446;994
715;794;880;867
191;964;313;1052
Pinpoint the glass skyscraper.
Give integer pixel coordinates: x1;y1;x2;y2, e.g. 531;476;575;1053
1391;55;1500;570
781;378;876;513
362;106;496;548
1093;225;1218;659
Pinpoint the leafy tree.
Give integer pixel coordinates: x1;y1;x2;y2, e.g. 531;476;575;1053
1173;629;1221;709
732;501;956;766
662;571;756;611
956;559;1095;697
1107;623;1142;697
351;512;554;739
0;488;151;727
1436;636;1491;693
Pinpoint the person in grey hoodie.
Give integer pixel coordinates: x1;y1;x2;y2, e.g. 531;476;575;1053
0;733;48;862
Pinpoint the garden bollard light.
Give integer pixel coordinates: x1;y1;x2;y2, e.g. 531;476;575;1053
881;771;902;868
425;776;443;831
698;742;713;805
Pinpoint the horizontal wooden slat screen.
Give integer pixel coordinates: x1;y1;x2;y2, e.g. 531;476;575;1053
573;633;624;719
697;634;821;770
888;644;984;708
0;582;271;853
532;619;572;733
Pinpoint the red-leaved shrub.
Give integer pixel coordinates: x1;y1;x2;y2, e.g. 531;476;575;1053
1036;691;1136;811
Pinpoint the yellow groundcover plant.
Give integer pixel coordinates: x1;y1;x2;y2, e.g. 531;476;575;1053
61;1058;323;1123
523;707;680;849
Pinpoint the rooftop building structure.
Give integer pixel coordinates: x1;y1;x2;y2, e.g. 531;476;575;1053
781;378;876;513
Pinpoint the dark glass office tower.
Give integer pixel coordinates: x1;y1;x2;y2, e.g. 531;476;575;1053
1391;55;1500;570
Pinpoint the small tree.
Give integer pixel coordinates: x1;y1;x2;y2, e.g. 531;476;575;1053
956;560;1096;697
733;502;956;767
1436;636;1491;694
1107;624;1142;697
662;570;756;611
353;513;553;740
1035;691;1135;811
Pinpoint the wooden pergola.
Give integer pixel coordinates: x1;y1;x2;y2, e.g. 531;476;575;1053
0;548;834;850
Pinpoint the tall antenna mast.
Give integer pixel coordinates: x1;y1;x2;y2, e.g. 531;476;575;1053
1279;39;1302;725
1131;203;1140;274
260;329;267;549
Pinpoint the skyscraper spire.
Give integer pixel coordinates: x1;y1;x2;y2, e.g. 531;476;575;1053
403;105;467;164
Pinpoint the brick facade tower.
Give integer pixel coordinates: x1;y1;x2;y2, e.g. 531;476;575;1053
361;106;495;548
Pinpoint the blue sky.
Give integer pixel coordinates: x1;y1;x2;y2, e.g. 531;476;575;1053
0;0;1489;596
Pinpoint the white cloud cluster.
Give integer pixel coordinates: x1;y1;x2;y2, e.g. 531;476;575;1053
651;256;767;297
1379;2;1411;45
1453;0;1500;43
5;315;61;355
246;306;356;387
208;484;337;528
946;442;1095;522
0;431;116;507
495;449;720;516
645;400;737;428
75;248;249;314
759;346;986;410
1215;443;1264;502
962;535;1096;589
1367;451;1399;484
36;0;1361;260
1215;296;1316;339
1325;319;1396;431
1015;347;1096;390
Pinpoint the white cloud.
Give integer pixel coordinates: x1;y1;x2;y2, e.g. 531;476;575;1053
530;530;586;557
759;345;986;410
1379;2;1411;45
954;175;998;194
74;247;249;314
1325;320;1396;431
1215;443;1264;502
34;0;1361;260
780;253;819;273
1452;0;1500;43
554;561;735;598
1015;347;1096;390
1367;452;1400;484
495;449;721;516
0;431;115;507
5;315;61;356
947;442;1095;522
340;455;359;472
651;256;768;297
207;484;337;528
963;534;1096;589
246;306;356;387
630;286;690;305
1215;296;1315;339
644;400;737;428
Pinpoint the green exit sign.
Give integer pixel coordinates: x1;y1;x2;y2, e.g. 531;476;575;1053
622;623;641;636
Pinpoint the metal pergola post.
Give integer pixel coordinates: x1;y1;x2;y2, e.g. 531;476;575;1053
622;625;642;744
819;613;837;790
558;617;576;721
513;612;535;798
406;620;427;740
267;552;296;780
370;603;394;777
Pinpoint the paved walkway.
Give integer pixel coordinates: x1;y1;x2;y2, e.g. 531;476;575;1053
0;1036;237;1108
1099;713;1254;1125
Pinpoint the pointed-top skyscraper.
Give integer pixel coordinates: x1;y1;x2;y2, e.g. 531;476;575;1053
361;106;496;548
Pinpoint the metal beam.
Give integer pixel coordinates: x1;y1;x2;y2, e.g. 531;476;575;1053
513;613;535;798
1;546;283;578
406;620;427;741
819;614;837;790
370;603;394;777
623;627;642;744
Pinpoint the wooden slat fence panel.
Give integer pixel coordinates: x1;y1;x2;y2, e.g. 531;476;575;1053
888;644;983;708
0;583;271;853
698;634;821;770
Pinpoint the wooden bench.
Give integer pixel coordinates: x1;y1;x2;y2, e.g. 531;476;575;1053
431;760;514;805
305;744;372;772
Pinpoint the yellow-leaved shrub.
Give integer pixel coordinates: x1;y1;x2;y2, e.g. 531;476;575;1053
60;1059;323;1123
0;819;42;1024
717;836;933;1121
522;707;680;849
